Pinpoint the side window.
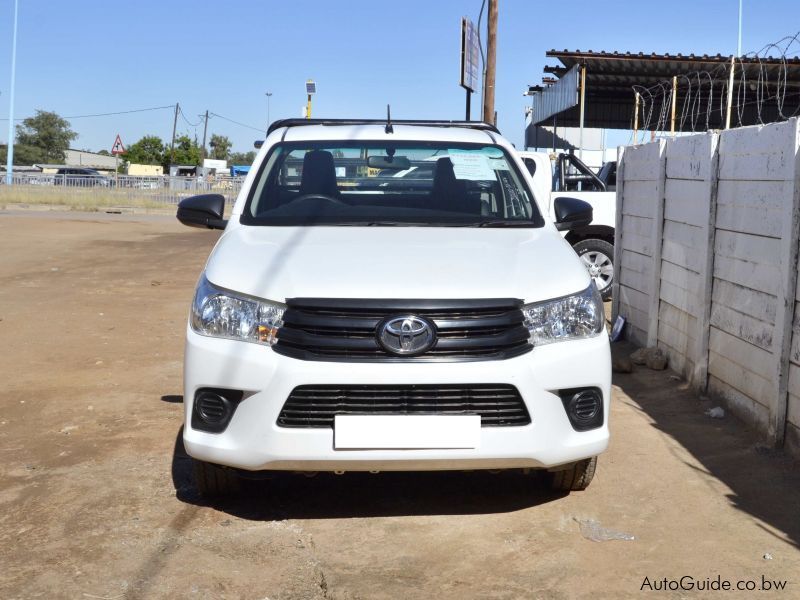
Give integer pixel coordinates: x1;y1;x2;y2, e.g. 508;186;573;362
523;158;536;177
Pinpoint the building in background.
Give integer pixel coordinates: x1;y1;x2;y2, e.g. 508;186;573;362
127;163;163;176
524;49;800;168
63;149;118;171
525;125;614;170
202;158;228;175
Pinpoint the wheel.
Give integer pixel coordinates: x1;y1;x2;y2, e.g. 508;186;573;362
550;456;597;491
573;239;614;300
193;459;241;498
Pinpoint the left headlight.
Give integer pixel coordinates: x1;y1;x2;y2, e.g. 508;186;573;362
190;275;285;345
522;283;604;346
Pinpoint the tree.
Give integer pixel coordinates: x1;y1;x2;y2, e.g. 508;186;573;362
96;149;111;156
209;134;232;161
122;135;165;166
229;151;256;165
0;142;49;165
168;135;201;169
15;110;77;164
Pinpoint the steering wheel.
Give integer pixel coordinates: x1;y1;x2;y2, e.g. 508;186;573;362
289;193;346;205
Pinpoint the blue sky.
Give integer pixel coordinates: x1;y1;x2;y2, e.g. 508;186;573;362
0;0;796;154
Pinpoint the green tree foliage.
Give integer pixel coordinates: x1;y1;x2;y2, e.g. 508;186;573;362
229;151;256;165
13;110;77;164
122;135;165;166
209;134;232;161
0;143;54;165
168;135;202;169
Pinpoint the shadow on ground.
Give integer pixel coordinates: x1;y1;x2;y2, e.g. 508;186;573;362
170;427;566;521
160;395;183;404
612;341;800;549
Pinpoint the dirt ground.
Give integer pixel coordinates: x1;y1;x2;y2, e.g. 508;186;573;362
1;210;799;599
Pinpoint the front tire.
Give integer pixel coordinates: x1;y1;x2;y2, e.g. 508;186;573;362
193;459;241;498
573;239;614;300
550;456;597;491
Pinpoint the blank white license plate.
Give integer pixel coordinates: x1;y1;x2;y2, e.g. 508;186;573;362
334;414;481;450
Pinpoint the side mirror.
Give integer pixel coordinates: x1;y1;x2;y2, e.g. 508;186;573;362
176;194;228;230
553;197;593;231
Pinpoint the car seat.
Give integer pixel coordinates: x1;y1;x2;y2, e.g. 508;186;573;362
299;150;340;198
430;157;479;214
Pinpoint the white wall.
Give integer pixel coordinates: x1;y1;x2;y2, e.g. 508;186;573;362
612;140;665;347
64;149;119;170
613;118;800;454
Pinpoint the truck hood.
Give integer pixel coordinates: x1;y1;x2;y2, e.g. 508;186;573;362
203;225;590;303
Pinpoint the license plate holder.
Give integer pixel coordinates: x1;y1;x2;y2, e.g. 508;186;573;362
334;414;481;450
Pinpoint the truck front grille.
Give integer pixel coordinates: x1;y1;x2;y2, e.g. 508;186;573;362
277;384;531;428
273;298;532;362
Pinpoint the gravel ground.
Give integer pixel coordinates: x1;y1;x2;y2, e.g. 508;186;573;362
1;210;798;599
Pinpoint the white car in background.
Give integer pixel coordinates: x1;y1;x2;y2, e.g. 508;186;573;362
517;151;616;300
175;118;611;498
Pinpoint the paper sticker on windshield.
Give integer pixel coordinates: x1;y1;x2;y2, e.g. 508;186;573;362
448;152;497;181
487;157;510;171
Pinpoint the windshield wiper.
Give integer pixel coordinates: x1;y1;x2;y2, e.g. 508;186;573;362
332;221;430;226
471;220;534;227
315;220;534;227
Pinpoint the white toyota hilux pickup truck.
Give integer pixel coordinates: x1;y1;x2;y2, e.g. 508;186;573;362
517;151;616;300
175;118;611;497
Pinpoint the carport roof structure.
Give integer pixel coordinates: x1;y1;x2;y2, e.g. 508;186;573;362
527;49;800;131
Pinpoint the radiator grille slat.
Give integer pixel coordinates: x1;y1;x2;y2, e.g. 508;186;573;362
277;384;531;428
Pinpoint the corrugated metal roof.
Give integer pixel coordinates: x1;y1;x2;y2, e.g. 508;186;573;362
545;49;800;86
527;49;800;129
529;64;580;124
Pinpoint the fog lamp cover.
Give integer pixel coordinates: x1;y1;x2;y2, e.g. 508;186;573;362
559;387;603;431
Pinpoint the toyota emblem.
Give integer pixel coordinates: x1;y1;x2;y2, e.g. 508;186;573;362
377;315;436;356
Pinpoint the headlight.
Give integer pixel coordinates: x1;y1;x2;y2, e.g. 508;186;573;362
522;283;604;345
190;275;285;345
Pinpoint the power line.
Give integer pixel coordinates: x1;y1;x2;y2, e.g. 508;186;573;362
0;104;175;122
208;112;263;132
177;105;203;128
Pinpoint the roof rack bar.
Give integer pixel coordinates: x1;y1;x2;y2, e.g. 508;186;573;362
267;118;500;136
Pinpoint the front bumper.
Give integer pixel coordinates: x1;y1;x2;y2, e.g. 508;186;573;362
182;328;611;471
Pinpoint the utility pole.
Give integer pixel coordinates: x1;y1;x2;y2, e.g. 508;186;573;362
265;92;272;129
737;0;743;56
670;76;677;136
5;0;19;185
169;102;179;168
482;0;497;124
200;110;209;166
725;56;735;129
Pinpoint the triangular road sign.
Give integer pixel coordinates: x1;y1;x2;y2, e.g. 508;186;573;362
111;134;126;155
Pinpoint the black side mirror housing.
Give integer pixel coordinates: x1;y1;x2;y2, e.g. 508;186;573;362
177;194;228;230
553;197;593;231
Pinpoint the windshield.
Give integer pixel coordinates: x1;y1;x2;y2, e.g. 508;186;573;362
242;142;543;227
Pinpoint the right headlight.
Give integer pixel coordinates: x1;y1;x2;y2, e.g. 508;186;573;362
522;283;604;345
190;275;285;346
